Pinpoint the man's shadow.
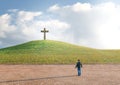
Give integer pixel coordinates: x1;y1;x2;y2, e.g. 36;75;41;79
0;75;76;83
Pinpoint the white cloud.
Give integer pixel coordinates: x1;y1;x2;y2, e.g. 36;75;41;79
72;2;91;12
0;11;42;48
0;14;16;38
8;9;19;12
36;20;70;30
18;11;42;21
47;2;120;49
48;4;60;12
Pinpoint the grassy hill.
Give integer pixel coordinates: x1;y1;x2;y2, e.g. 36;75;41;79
0;40;120;64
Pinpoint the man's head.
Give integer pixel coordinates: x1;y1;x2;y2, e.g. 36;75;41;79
78;59;80;61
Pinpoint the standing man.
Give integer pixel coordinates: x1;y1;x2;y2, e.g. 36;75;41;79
75;59;82;76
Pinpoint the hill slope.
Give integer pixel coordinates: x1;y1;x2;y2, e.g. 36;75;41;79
0;40;120;64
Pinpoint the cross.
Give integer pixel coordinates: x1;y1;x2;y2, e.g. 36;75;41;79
41;28;49;40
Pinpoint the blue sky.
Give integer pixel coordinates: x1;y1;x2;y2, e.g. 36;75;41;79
0;0;120;49
0;0;118;14
0;0;85;13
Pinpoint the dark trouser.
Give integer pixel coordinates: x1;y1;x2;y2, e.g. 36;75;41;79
77;68;81;76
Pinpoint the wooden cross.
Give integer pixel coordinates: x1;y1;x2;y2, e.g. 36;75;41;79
41;28;49;40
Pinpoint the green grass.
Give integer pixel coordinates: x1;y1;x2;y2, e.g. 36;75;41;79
0;40;120;64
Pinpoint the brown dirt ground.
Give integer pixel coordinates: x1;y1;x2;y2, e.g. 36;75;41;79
0;65;120;85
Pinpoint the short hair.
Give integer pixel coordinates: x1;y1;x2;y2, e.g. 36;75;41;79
78;59;80;61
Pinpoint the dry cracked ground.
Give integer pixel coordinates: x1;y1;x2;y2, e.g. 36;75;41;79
0;65;120;85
